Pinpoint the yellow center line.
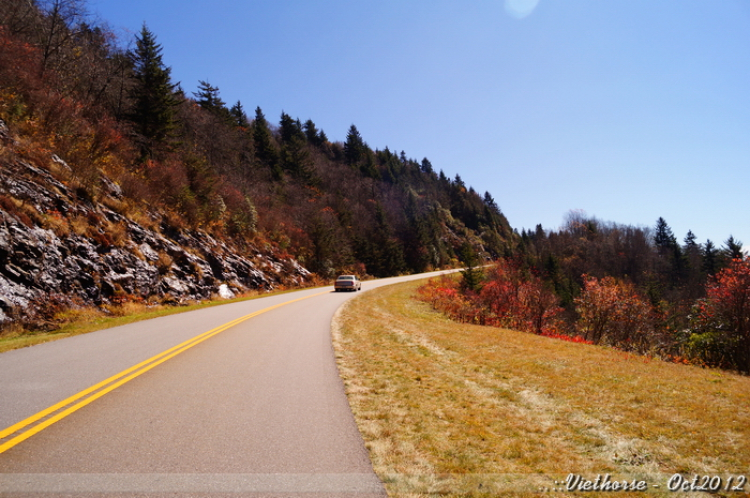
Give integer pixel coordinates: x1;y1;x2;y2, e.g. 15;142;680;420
0;290;330;454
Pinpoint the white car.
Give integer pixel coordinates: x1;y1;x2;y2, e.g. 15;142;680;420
334;275;362;292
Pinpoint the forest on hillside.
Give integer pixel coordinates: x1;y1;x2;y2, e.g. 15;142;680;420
0;0;512;281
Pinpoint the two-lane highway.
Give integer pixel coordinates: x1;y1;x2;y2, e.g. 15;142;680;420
0;271;452;496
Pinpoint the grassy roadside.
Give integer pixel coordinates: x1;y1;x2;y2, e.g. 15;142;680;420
0;287;307;353
332;279;750;497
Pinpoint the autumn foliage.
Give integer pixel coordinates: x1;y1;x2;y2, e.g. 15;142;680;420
421;258;750;373
477;262;563;335
575;275;657;351
684;258;750;372
418;262;570;340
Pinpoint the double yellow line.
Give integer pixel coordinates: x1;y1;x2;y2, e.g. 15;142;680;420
0;290;328;454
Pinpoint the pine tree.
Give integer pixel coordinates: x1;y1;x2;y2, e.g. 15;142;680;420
682;230;705;297
279;112;316;184
193;80;234;125
653;217;685;287
303;119;319;144
229;100;249;128
252;106;281;179
459;242;484;292
279;112;305;144
703;239;719;276
359;203;405;277
128;23;178;158
654;217;677;252
724;236;744;260
344;124;366;166
454;174;465;190
194;80;224;110
684;230;697;248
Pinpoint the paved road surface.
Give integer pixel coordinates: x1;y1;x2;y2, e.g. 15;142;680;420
0;271;452;496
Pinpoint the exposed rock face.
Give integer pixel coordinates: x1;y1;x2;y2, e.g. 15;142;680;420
0;154;311;327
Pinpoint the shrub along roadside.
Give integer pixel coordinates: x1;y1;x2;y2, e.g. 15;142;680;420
419;259;750;373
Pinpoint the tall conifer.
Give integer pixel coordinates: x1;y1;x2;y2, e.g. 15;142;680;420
252;107;281;179
229;101;250;128
128;24;178;158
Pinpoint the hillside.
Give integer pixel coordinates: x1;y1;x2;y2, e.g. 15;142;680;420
0;3;511;331
0;149;310;328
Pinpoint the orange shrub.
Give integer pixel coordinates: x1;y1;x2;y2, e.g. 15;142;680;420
574;275;655;351
418;262;565;336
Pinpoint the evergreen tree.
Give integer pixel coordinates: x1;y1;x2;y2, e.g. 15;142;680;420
193;80;233;124
279;112;305;144
344;124;366;166
454;174;466;190
459;242;484;292
401;194;433;273
379;147;403;183
194;80;225;111
279;112;316;184
703;239;719;276
303;119;328;147
653;217;685;285
359;203;405;277
303;119;319;144
343;125;379;179
229;100;250;128
684;230;698;248
128;23;178;158
252;106;281;179
683;230;705;298
723;235;744;260
654;217;677;252
483;191;499;212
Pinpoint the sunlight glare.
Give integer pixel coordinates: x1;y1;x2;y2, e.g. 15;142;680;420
504;0;540;19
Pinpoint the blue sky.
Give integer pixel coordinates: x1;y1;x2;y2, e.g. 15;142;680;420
90;0;750;251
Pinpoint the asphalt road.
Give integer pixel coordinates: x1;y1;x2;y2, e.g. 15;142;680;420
0;271;453;497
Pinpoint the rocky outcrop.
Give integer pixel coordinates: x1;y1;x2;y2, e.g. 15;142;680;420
0;150;311;327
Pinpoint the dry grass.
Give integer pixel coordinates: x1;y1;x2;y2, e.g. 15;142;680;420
332;280;750;497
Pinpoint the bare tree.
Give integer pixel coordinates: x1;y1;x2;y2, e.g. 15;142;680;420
0;0;41;39
35;0;87;78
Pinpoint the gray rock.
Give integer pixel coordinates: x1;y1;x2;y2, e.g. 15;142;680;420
0;155;312;327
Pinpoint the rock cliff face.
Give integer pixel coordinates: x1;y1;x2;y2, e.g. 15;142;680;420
0;147;311;327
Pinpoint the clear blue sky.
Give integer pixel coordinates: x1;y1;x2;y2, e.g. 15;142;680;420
91;0;750;251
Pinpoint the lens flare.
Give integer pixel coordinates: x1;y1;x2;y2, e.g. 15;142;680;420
504;0;540;19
